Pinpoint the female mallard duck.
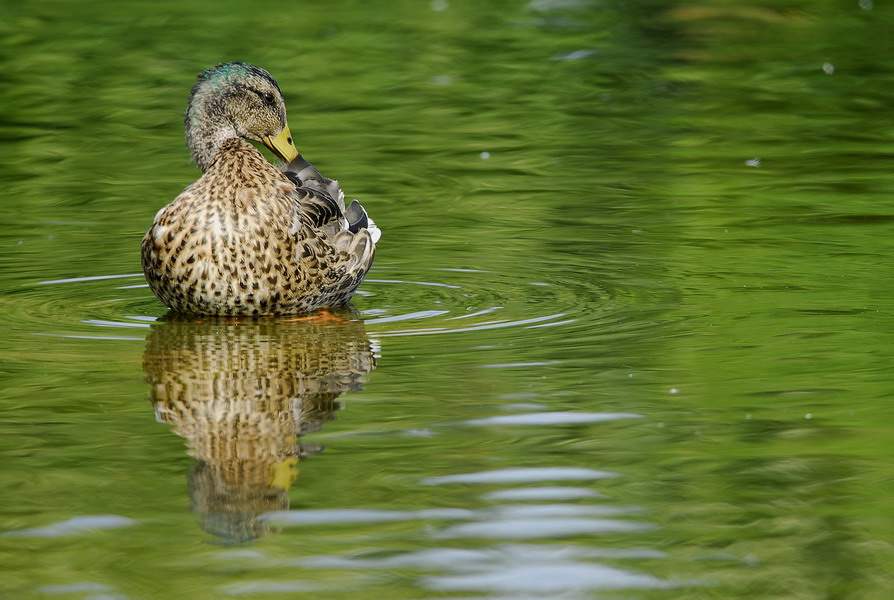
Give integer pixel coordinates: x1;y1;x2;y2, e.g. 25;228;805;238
142;62;379;316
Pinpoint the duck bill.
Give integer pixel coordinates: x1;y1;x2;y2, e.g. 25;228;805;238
262;125;299;162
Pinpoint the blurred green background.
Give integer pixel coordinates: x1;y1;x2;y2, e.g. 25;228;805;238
2;1;894;598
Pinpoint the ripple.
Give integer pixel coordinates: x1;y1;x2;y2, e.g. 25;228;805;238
13;262;671;347
478;360;560;368
492;504;640;519
36;583;116;595
436;518;654;539
355;265;620;339
35;273;144;286
290;543;666;570
466;411;643;426
424;562;670;593
262;508;474;526
422;467;618;485
220;581;322;595
484;487;605;501
5;272;155;344
3;515;137;538
82;319;152;329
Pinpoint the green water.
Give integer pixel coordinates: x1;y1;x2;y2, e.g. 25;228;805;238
2;0;894;598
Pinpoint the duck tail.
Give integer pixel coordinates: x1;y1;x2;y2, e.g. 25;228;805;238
345;200;381;244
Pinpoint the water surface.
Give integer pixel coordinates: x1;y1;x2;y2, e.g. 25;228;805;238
2;1;894;599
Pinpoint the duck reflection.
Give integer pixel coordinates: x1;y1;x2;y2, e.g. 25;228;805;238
142;313;376;544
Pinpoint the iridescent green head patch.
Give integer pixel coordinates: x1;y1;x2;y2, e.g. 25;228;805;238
197;62;280;92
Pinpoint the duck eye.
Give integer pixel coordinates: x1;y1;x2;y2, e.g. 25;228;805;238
253;89;275;105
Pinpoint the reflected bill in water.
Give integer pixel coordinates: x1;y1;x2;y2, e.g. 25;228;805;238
142;312;376;544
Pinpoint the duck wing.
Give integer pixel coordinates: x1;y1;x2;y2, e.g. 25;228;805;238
283;156;344;210
282;156;380;243
292;187;345;232
345;199;380;243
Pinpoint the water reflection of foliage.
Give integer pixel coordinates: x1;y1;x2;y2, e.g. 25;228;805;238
142;314;376;544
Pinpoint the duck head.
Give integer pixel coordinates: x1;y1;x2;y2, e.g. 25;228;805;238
185;62;299;170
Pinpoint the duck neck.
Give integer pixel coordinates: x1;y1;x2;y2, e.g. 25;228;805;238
185;98;240;172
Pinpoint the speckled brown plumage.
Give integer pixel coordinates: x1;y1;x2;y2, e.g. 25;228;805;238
142;63;378;316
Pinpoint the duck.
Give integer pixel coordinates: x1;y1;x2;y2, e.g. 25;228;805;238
142;62;380;316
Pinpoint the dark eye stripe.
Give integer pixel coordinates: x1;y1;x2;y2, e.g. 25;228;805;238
251;89;276;105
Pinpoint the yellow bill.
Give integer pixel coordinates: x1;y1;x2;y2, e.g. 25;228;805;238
262;125;299;162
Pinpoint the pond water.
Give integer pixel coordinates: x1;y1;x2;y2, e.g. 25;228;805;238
2;0;894;598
